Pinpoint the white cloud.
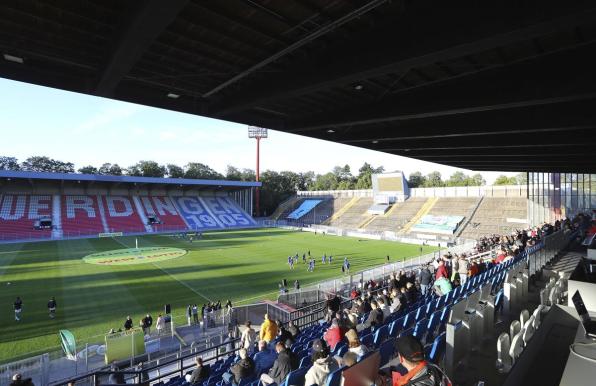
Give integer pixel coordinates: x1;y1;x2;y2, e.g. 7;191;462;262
73;102;144;133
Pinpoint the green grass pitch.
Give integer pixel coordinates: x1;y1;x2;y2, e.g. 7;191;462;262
0;228;437;363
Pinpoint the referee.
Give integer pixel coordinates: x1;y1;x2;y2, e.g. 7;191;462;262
48;297;57;319
14;296;23;321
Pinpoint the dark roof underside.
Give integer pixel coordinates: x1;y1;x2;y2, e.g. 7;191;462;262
0;0;595;172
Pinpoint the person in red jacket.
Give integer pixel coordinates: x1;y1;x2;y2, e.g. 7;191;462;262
435;260;448;281
323;319;345;350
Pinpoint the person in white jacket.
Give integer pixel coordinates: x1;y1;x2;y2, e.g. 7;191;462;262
240;321;257;355
305;339;339;386
156;314;165;335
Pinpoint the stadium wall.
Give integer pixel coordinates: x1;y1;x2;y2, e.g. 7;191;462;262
296;185;526;198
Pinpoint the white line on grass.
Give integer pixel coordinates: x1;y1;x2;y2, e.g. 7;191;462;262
110;236;213;303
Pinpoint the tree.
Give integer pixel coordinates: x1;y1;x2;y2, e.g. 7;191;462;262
98;163;123;176
467;173;485;186
167;164;185;178
311;172;339;191
126;161;166;177
21;156;74;173
424;171;444;187
446;171;467;187
493;175;518;185
78;165;98;174
0;156;20;171
225;165;243;181
354;162;384;189
407;172;426;188
515;172;527;185
184;163;223;179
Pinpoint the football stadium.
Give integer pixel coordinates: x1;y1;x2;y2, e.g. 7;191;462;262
1;2;596;386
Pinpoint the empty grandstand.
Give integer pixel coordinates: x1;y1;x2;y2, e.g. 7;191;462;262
0;171;259;241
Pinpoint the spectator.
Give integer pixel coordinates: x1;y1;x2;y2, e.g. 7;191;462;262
224;348;255;385
391;336;450;386
124;316;133;330
187;357;210;385
323;319;345;350
259;341;298;385
304;339;339;386
405;282;419;304
142;314;153;335
240;321;257;355
259;314;278;343
433;277;452;296
435;260;448;280
156;314;165;335
135;362;149;386
108;363;125;385
192;304;199;325
253;340;277;376
362;300;383;330
419;265;432;296
287;320;300;338
276;320;293;344
457;256;470;285
346;329;368;356
377;297;391;320
9;373;33;386
342;351;358;367
187;305;192;326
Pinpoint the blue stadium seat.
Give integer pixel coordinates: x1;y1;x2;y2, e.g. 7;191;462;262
425;310;442;340
361;333;374;348
325;366;347;386
399;327;414;337
282;367;309;386
379;339;395;366
373;324;388;348
413;318;428;342
388;319;400;338
425;300;436;316
494;288;504;316
336;344;348;357
428;331;446;364
414;306;426;322
439;305;451;324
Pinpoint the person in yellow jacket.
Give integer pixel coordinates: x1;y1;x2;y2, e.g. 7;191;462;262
259;314;278;343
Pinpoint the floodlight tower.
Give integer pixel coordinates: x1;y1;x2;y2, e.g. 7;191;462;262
248;126;268;216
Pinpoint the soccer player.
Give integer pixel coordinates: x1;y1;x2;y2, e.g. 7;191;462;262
329;255;333;264
48;296;57;319
346;261;351;274
386;255;390;263
14;296;23;321
289;258;294;270
322;254;326;264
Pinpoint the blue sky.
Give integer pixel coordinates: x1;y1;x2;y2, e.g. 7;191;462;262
0;78;514;184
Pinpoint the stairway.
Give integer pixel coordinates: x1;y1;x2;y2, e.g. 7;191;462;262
398;197;438;234
323;196;359;225
132;196;153;232
51;194;63;238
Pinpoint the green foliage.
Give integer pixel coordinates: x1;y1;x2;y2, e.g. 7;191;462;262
407;171;426;188
493;175;519;185
21;156;74;173
0;156;20;171
166;164;185;178
97;163;123;175
184;162;223;180
424;171;444;187
126;160;166;178
77;165;98;174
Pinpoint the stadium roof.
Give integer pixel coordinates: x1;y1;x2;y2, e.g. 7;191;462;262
0;171;260;190
0;0;594;173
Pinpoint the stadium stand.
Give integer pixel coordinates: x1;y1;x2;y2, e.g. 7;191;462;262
364;197;428;232
0;194;53;239
459;197;528;240
61;195;107;235
102;196;145;233
327;197;374;228
70;216;583;386
139;196;189;230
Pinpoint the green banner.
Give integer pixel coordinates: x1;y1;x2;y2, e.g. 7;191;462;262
59;329;77;360
104;328;146;364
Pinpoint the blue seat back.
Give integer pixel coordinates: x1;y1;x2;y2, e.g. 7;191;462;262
325;366;347;386
429;331;446;363
379;339;395;366
361;333;374;348
373;324;389;348
285;367;309;386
